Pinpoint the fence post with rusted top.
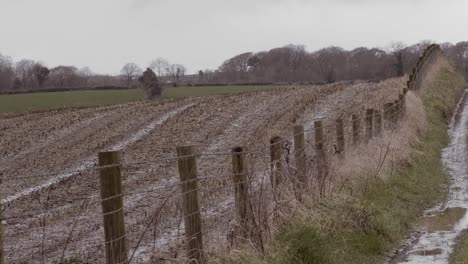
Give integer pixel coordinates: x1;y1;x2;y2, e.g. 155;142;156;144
270;136;284;192
98;151;128;264
231;147;250;237
177;146;204;264
365;109;374;142
374;110;382;136
314;121;327;196
293;126;307;184
352;114;360;145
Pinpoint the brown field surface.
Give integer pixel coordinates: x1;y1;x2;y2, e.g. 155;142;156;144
0;79;406;263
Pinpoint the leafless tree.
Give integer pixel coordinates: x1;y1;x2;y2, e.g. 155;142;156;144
149;58;170;79
0;53;14;90
287;44;307;82
443;41;468;79
47;66;80;88
121;63;142;87
388;41;407;77
312;46;347;83
218;52;252;83
166;64;186;87
78;67;93;87
15;59;36;88
2;40;467;91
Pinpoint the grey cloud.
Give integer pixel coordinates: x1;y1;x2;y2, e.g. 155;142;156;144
0;0;465;74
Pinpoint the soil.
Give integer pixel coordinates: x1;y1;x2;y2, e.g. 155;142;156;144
0;80;405;263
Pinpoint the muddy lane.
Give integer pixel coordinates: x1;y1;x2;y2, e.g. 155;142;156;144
392;90;468;264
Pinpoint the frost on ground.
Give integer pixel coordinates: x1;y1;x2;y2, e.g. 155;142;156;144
0;81;406;263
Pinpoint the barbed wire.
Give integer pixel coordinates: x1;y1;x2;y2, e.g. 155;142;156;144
1;100;410;185
2;82;421;263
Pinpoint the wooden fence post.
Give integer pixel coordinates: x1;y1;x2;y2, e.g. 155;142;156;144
231;147;250;237
383;103;392;129
399;93;405;118
98;151;128;264
393;100;400;122
177;146;204;263
335;118;345;154
388;102;395;127
293;126;307;184
374;110;382;136
270;137;284;192
352;114;360;145
314;121;327;196
365;109;374;141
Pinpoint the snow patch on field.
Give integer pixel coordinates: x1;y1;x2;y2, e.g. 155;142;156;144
2;104;195;205
110;103;194;151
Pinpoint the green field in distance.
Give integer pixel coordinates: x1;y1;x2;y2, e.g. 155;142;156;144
0;85;284;113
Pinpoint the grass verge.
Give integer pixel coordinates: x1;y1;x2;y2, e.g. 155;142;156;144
223;67;465;264
451;229;468;264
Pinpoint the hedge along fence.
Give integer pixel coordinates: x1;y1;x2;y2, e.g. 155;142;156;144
407;44;447;91
1;49;441;263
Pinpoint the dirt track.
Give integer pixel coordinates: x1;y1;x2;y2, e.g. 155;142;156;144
0;80;405;263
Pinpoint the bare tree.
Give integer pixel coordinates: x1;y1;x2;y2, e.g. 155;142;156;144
389;41;407;77
313;46;346;83
0;53;14;90
47;66;80;88
166;64;186;87
78;67;93;87
197;70;204;83
149;58;170;79
15;59;36;88
121;63;142;87
218;52;252;82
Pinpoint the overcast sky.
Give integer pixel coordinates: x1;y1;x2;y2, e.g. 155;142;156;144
1;0;467;75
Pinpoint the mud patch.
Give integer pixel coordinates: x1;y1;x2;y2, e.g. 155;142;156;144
391;90;468;264
421;207;467;232
413;248;443;256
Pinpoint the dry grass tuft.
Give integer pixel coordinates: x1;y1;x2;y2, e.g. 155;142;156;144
220;51;466;264
333;90;427;189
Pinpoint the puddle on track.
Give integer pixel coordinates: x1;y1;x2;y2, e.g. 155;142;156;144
393;90;468;264
421;207;467;233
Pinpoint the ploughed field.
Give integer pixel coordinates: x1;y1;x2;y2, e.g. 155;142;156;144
0;79;404;263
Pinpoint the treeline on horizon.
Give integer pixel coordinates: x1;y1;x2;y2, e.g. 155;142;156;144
0;40;467;92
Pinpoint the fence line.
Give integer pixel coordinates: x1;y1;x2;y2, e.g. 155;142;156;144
2;54;435;263
407;44;444;91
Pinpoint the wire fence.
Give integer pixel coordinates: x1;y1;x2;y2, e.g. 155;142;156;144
1;99;409;263
0;45;442;264
407;44;445;91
